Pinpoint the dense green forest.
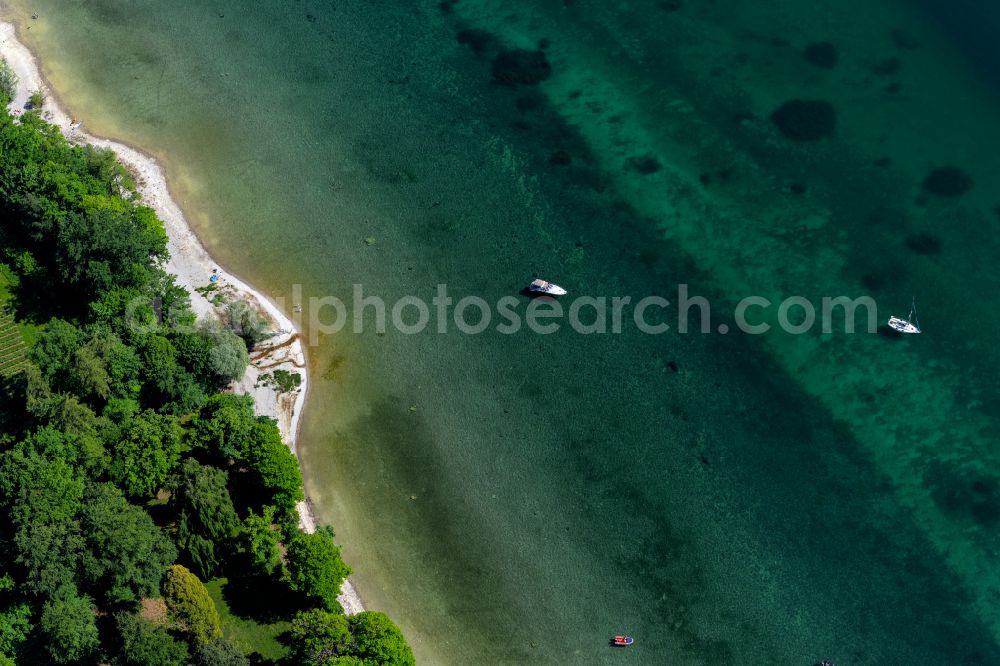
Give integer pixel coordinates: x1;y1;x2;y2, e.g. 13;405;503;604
0;62;414;665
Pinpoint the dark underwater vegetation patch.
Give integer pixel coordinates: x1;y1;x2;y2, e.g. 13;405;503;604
922;166;972;197
456;28;493;54
803;41;838;68
549;150;572;166
861;272;885;292
905;233;942;255
873;157;891;168
492;49;553;86
698;168;734;187
627;154;662;174
927;465;1000;528
516;95;541;111
658;0;683;12
770;99;836;141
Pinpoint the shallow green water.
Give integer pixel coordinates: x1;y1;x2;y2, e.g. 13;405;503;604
9;0;1000;663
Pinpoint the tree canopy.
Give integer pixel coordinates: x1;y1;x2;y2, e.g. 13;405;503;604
106;407;181;497
13;521;85;598
0;444;83;527
192;637;250;666
240;505;281;575
289;608;352;666
0;601;32;661
191;393;257;462
39;588;99;664
116;612;190;666
348;612;416;666
287;609;415;666
284;528;351;611
172;458;239;579
245;420;305;512
162;565;222;646
78;482;177;604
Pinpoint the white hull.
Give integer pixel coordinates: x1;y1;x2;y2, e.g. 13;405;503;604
528;279;567;296
887;316;920;334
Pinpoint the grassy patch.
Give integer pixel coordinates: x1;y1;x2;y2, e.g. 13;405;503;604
0;261;40;375
17;318;41;350
205;577;291;662
0;298;28;378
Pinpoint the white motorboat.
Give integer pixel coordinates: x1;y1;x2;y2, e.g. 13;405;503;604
887;298;921;334
527;278;567;296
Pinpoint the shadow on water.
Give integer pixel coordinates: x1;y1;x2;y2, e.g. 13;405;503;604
876;324;909;340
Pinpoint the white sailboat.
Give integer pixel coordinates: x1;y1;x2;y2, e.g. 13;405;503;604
887;298;921;334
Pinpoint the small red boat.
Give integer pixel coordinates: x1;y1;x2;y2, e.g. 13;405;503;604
612;635;635;647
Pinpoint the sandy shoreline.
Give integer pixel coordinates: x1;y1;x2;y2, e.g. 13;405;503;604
0;21;364;615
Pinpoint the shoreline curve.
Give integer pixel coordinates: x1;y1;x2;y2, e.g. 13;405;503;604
0;20;365;616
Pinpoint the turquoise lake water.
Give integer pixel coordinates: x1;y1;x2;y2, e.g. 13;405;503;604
7;0;1000;662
